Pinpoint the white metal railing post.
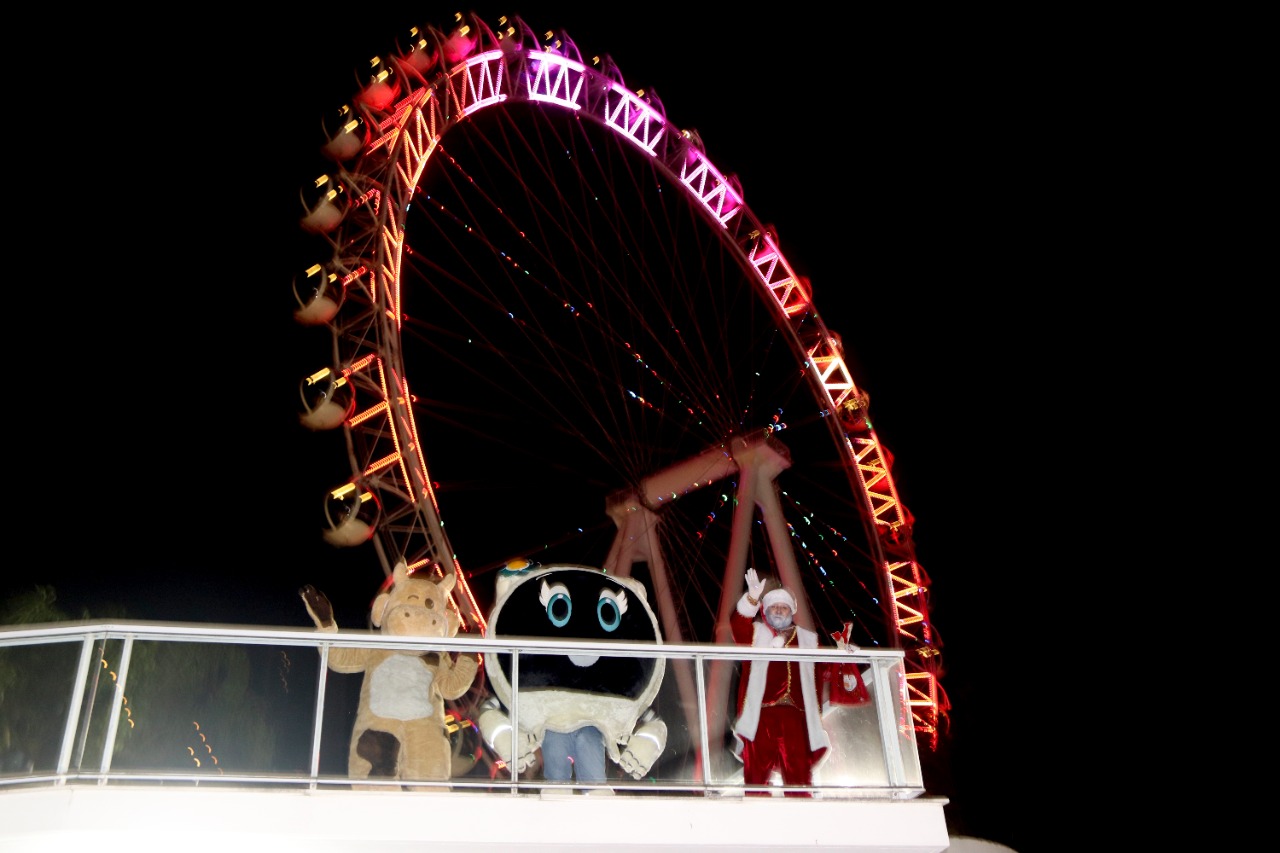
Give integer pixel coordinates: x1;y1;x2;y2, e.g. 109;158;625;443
308;642;332;790
97;635;134;782
508;650;520;792
875;657;911;788
695;650;711;788
56;634;97;783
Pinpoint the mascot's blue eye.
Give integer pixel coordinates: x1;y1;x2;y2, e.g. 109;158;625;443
597;598;621;631
597;588;627;632
540;581;572;628
547;594;571;627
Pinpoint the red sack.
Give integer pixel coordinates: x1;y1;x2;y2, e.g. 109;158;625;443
824;662;871;707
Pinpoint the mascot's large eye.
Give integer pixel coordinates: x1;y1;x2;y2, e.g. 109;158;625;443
597;588;628;632
539;580;572;628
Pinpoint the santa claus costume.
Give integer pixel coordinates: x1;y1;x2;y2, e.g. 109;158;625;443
730;586;856;797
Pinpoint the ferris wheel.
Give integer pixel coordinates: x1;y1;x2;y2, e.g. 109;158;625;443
290;12;947;749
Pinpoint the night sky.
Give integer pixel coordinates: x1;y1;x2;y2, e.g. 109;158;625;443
10;7;1091;850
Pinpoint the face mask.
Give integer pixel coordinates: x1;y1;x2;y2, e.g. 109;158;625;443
765;609;793;631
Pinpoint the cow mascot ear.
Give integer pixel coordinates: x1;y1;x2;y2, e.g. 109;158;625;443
439;570;462;638
370;560;414;628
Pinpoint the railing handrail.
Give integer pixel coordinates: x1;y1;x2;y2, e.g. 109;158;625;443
0;619;905;663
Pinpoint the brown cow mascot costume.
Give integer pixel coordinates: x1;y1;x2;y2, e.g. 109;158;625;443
301;560;479;788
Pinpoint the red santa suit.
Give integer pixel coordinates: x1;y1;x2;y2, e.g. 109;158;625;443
730;588;851;796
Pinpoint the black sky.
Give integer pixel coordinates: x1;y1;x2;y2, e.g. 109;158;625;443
10;7;1093;850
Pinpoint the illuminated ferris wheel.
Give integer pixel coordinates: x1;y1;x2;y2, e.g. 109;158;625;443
290;11;947;747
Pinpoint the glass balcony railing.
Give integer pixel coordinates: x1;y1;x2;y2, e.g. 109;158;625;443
0;621;925;799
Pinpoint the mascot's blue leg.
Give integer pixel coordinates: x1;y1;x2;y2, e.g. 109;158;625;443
541;730;574;781
570;726;606;783
542;726;607;783
541;727;606;782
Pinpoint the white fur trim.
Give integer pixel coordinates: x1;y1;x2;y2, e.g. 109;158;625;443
762;588;796;611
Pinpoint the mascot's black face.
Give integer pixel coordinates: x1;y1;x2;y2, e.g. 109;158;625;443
488;564;661;700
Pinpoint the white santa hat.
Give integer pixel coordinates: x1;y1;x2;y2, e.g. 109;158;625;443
761;588;796;611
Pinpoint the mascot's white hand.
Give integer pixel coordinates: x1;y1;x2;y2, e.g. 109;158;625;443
618;717;667;779
512;729;539;773
478;705;538;772
744;569;766;602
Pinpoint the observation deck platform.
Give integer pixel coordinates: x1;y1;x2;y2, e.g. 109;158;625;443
0;621;950;852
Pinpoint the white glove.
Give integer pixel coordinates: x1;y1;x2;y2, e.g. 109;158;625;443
477;705;539;773
618;717;667;779
744;568;766;603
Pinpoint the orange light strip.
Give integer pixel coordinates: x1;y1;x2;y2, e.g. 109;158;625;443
395;375;488;634
348;353;378;374
384;366;417;514
349;400;389;427
362;453;402;476
381;224;405;330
